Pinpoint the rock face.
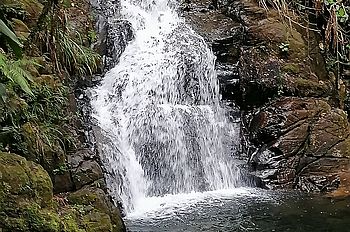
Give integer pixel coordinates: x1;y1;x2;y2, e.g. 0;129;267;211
183;0;350;195
0;152;125;231
249;98;350;192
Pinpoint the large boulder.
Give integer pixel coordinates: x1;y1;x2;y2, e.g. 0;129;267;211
249;98;350;193
0;152;126;231
68;184;126;232
0;152;60;231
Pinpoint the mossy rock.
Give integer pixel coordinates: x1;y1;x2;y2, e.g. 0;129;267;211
68;186;126;232
0;152;53;207
21;122;66;174
281;63;300;74
83;211;113;232
0;153;62;231
293;77;332;97
2;0;43;27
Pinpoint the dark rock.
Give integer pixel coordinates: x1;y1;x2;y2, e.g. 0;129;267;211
105;20;134;69
238;49;281;108
249;97;350;192
53;172;74;193
72;159;103;190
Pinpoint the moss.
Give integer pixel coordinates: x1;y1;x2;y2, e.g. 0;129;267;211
0;152;52;204
68;186;125;232
0;153;62;231
69;190;98;206
0;153;30;195
281;63;300;74
61;210;85;232
293;78;331;97
22;205;61;232
27;161;54;207
287;30;307;60
0;153;88;231
82;211;113;232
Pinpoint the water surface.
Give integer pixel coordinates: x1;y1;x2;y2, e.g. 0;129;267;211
126;188;350;232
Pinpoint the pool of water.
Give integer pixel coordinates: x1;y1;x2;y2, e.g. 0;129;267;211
125;188;350;232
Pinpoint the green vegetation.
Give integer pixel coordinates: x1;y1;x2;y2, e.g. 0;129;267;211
0;53;35;96
0;0;99;160
0;0;126;231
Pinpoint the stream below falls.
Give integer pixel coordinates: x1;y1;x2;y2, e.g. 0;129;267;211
125;188;350;232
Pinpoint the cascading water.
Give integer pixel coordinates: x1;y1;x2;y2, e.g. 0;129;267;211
91;0;242;213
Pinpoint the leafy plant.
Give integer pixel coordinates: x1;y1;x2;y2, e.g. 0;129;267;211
0;53;36;96
31;3;101;78
56;29;100;76
335;4;348;23
0;18;23;57
87;30;97;43
53;163;68;175
279;42;289;53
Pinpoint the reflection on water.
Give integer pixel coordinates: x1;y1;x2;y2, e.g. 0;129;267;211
126;188;350;232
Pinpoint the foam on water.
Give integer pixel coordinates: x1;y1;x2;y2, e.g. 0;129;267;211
91;0;242;214
127;188;259;219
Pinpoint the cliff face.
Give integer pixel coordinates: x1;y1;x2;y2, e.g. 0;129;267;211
183;0;350;195
0;0;125;231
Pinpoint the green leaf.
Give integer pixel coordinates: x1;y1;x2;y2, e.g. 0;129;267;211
0;19;23;48
0;53;34;96
325;0;336;6
337;7;346;17
0;19;23;58
8;66;34;96
337;5;348;23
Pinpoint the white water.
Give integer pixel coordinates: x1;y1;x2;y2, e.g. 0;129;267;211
91;0;242;214
127;188;260;220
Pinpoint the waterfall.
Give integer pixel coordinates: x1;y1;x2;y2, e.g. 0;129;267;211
91;0;242;213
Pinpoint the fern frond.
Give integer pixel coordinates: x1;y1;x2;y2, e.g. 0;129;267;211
8;66;33;96
0;52;34;96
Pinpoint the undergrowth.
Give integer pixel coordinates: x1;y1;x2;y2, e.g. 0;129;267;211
259;0;350;88
0;0;99;168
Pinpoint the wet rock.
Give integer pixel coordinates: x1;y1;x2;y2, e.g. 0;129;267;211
53;171;74;193
67;149;103;190
68;185;126;232
184;0;350;195
238;49;281;108
105;20;134;69
73;160;104;189
249;97;350;192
